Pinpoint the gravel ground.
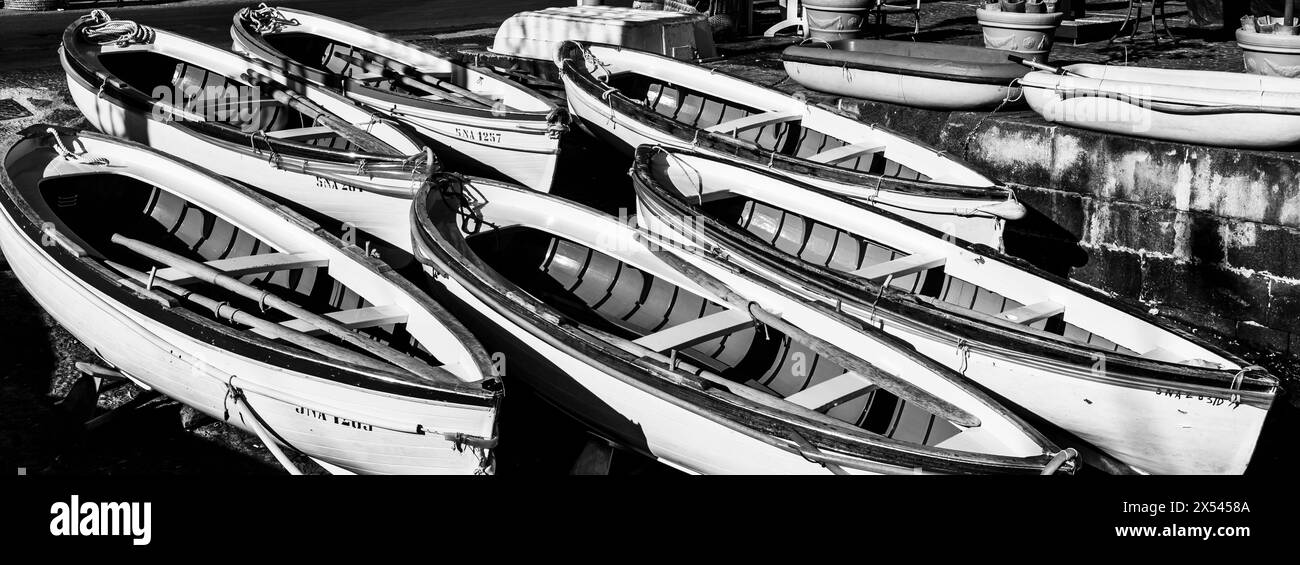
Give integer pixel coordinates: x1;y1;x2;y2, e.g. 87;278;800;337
1;3;1296;476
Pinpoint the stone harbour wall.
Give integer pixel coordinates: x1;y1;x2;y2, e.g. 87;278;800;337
783;86;1300;356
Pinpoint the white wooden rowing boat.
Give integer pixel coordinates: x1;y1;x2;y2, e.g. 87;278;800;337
782;39;1029;111
630;145;1279;474
0;127;500;474
231;5;567;192
61;11;433;265
410;172;1076;475
1020;63;1300;148
558;41;1024;248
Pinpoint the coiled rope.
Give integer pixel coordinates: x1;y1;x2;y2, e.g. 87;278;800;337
81;10;156;47
244;3;300;34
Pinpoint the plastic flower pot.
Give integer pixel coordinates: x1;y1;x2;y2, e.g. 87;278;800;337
803;0;873;41
1238;27;1300;77
976;7;1064;63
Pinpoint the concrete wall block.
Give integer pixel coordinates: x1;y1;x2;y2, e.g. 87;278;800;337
1236;321;1292;354
1139;258;1272;325
1263;277;1300;333
1072;244;1144;299
1220;221;1300;279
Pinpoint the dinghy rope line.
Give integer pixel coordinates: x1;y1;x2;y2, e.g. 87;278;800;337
433;173;489;234
244;3;300;34
81;10;156;47
1041;448;1078;475
956;339;972;376
960;78;1023;157
222;379;306;475
46;128;109;165
1229;365;1265;405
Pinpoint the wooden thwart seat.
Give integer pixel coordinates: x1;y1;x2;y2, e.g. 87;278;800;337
806;143;887;165
848;253;945;282
785;372;877;411
269;304;409;337
266;126;337;141
704;110;802;135
154;252;329;285
632;309;753;353
999;300;1065;325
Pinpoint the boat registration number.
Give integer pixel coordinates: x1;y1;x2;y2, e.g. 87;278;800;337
315;176;364;193
1153;387;1235;407
295;406;374;431
454;127;502;144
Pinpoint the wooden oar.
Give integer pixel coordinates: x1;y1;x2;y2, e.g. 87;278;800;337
110;235;457;385
105;260;397;375
332;51;499;109
240;70;401;156
643;236;982;429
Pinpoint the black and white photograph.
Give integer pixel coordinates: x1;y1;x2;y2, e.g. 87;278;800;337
0;0;1294;549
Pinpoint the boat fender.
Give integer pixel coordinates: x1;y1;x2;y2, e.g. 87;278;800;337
1040;448;1078;475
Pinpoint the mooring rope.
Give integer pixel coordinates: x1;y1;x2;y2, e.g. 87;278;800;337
81;10;156;47
244;3;300;34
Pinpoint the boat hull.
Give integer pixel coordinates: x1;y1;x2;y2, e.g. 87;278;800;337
565;79;1007;247
64;71;419;268
783;61;1021;111
1021;64;1300;148
0;197;487;475
630;155;1274;474
1023;87;1300;148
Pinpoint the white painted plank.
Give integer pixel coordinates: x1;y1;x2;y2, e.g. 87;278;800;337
266;126;337;140
155;252;329;284
267;304;409;337
632;309;753;353
806;143;887;164
999;301;1065;325
848;254;945;282
704;110;802;134
785;372;876;411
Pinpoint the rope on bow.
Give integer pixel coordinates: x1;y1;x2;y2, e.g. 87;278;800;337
47;128;108;165
244;3;300;34
433;173;488;235
81;10;156;47
546;108;571;139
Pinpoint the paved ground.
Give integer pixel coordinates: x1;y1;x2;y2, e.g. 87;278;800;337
1;0;1295;475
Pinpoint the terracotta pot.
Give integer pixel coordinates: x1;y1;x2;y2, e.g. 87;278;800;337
1238;28;1300;78
803;0;873;41
976;8;1064;63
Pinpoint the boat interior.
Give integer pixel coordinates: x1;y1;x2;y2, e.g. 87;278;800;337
607;73;930;181
29;170;441;367
94;49;390;154
465;223;963;447
256;31;547;112
644;159;1143;357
